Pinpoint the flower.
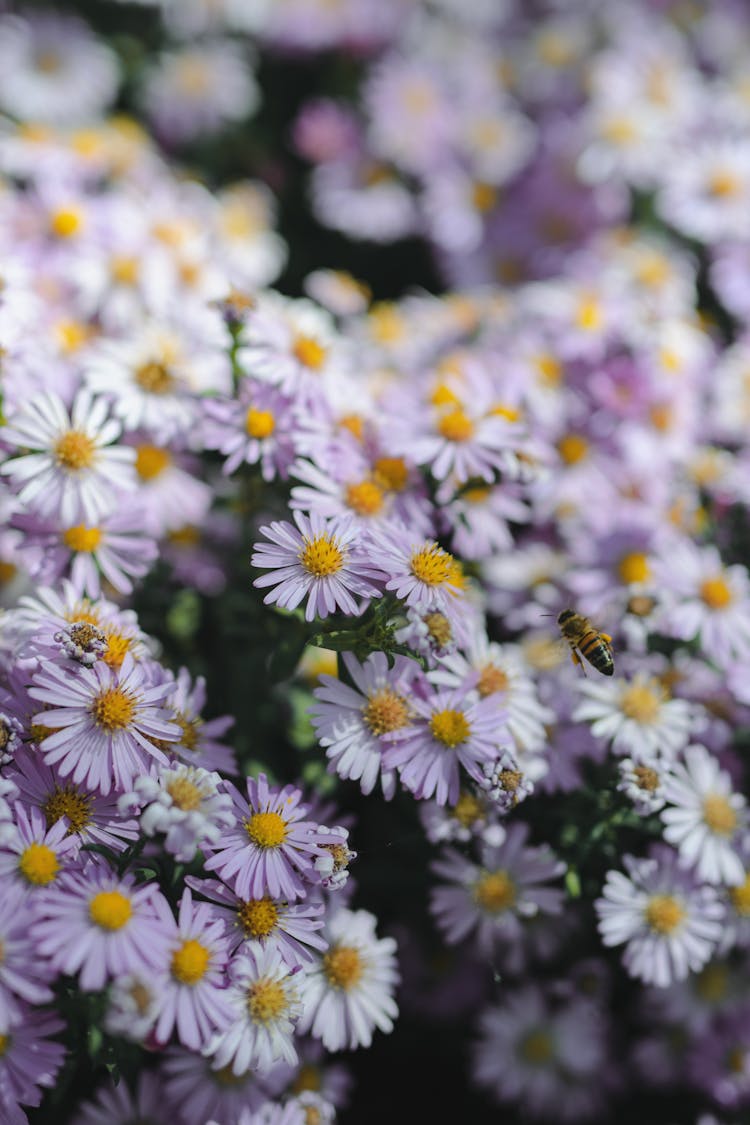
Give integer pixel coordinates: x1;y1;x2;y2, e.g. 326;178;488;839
29;652;179;794
252;511;383;622
203;773;331;902
572;669;697;762
71;1072;168;1125
0;878;55;1024
1;389;135;525
119;763;234;862
0;802;78;889
366;525;466;622
204;944;302;1074
617;757;667;815
298;907;399;1050
596;845;725;987
0;1004;66;1124
32;868;171;991
661;744;746;886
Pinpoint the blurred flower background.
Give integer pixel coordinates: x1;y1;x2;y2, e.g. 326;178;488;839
3;0;750;1122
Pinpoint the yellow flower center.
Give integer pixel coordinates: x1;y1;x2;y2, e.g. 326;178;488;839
477;664;509;697
91;687;136;731
110;255;139;285
429;708;470;748
166;776;203;811
362;689;410;735
730;874;750;916
695;962;729;1003
171;939;210;985
410;543;457;588
245;407;276;439
463;485;491;504
472;181;497;213
0;1034;10;1057
18;842;59;886
633;765;660;792
437;408;475;443
423;610;453;647
619;679;663;724
519;1029;554;1065
452;791;484;828
575;297;602;332
338;413;364;441
62;525;102;553
323;945;363;991
246;811;287;849
618;552;651;585
102;630;132;669
89;890;133;931
474;869;516;913
293;1063;322;1094
292;334;327;370
708;170;741;198
491;403;521;422
557;433;589;464
238;897;279;939
0;561;17;585
175;712;201;752
54;431;96;471
299;535;344;578
50;207;83;239
700;576;733;609
535;352;562;385
169;524;201;547
344;480;384;517
644;894;685;935
703;793;738;837
247;978;288;1023
135;361;175;394
135;444;171;480
373;456;409;493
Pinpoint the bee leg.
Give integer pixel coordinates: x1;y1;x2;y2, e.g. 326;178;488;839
570;650;587;676
600;633;613;644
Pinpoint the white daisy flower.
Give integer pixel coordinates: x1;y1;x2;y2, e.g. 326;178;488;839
298;907;399;1051
119;764;234;863
661;745;746;886
596;845;725;987
617;757;667;816
1;389;135;526
572;671;699;762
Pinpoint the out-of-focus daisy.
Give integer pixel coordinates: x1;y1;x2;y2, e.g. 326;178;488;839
656;137;750;243
310;651;420;798
251;511;383;623
661;744;746;886
203;382;297;481
104;973;161;1043
205;944;302;1074
28;651;178;795
152;889;233;1052
310;153;419;244
119;763;234;862
0;1004;65;1125
32;869;171;991
70;1072;168;1125
596;845;725;987
1;390;135;525
161;667;236;775
617;757;667;815
203;773;331;902
572;669;698;762
0;802;78;889
298;907;398;1050
430;823;564;960
366;525;465;622
237;293;340;400
141;40;260;143
0;878;55;1023
160;1045;276;1125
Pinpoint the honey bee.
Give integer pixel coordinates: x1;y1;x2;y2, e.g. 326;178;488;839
557;609;614;676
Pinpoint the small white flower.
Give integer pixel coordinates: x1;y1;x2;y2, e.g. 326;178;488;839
572;671;698;761
617;757;666;815
314;826;357;891
119;764;234;862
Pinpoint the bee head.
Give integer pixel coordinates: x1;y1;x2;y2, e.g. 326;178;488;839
557;609;574;625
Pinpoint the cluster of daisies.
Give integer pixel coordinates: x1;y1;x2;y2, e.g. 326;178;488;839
2;0;750;1122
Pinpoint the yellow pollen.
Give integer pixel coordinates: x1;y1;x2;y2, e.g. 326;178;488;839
110;255;139;285
429;708;470;748
702;794;738;836
89;890;133;931
344;479;384;517
338;414;364;441
477;664;509;697
633;765;660;793
410;543;457;588
50;207;83;239
576;297;602;331
247;978;288;1023
535;352;562;385
430;382;462;409
557;433;589;464
437;408;475;443
43;787;92;841
362;689;410;735
246;407;276;439
135;361;175;394
171;939;210;985
135;444;171;480
491;403;522;422
424;611;453;647
62;525;102;553
373;456;408;492
0;561;17;585
292;334;326;370
169;525;201;547
519;1029;554;1065
237;897;279;939
368;303;405;344
175;713;201;751
729;874;750;916
463;485;491;504
472;181;497;212
166;776;203;811
299;535;344;578
619;679;663;724
700;576;733;609
644;894;685;935
452;791;483;828
54;430;96;471
90;687;136;731
650;403;672;432
474;869;516;913
323;945;363;991
293;1063;322;1094
18;842;59;886
102;631;131;669
695;962;729;1003
246;811;287;849
618;551;651;585
602;115;637;145
128;980;153;1016
708;170;741;198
